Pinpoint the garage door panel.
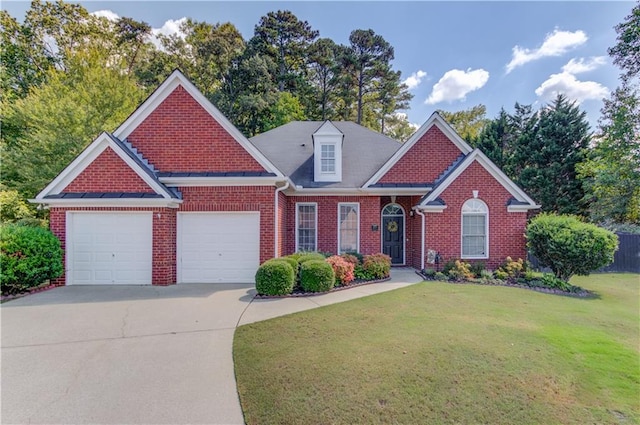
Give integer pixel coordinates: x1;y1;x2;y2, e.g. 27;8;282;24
68;213;152;285
178;213;260;284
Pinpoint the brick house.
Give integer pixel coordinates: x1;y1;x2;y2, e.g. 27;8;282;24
33;70;539;285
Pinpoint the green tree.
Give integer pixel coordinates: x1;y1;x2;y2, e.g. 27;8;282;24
375;66;412;134
516;95;590;215
384;113;416;142
608;2;640;79
307;38;340;120
475;108;511;168
2;47;145;197
438;105;489;143
348;29;394;125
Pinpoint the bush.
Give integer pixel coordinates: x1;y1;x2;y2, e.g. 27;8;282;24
354;264;374;281
1;224;63;295
526;213;618;281
446;260;474;281
300;260;335;293
469;262;485;278
276;256;299;276
422;268;436;278
493;269;508;280
496;257;526;280
362;253;391;279
296;252;326;264
326;256;355;286
434;272;448;281
343;251;363;264
340;253;360;266
539;273;571;291
255;260;295;296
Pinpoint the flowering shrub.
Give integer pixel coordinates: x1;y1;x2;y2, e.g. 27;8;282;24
496;257;525;280
340;253;360;267
446;260;474;281
326;255;355;286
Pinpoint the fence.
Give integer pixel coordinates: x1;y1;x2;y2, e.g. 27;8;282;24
529;232;639;274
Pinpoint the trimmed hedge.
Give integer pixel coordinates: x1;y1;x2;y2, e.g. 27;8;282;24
300;260;335;293
276;256;299;276
1;224;63;295
362;253;391;279
255;260;295;296
296;252;326;264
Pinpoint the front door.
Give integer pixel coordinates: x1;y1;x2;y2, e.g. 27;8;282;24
382;204;405;265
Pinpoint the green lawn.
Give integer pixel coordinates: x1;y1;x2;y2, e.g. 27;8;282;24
233;274;640;425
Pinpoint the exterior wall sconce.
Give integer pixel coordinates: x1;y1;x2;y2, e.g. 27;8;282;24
409;210;414;217
371;224;379;231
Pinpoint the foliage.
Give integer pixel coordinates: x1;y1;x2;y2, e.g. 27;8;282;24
433;271;448;281
340;253;360;266
1;224;63;295
255;260;295;296
608;2;640;79
294;252;327;264
468;262;485;278
326;255;355;286
299;260;335;293
438;105;489;142
422;268;436;278
354;264;374;281
445;260;474;281
538;273;572;292
496;257;526;280
362;253;391;279
0;190;34;223
526;213;619;281
277;256;299;276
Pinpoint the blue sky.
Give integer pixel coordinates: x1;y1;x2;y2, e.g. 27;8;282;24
4;1;634;129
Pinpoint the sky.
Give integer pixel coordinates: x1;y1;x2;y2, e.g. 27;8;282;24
3;1;634;129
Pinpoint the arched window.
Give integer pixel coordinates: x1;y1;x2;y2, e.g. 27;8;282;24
461;199;488;259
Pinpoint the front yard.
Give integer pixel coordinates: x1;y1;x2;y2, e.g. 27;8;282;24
233;273;639;424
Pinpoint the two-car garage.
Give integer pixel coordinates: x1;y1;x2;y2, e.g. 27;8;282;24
66;212;260;285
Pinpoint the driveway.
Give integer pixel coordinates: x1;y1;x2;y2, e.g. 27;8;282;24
1;268;422;424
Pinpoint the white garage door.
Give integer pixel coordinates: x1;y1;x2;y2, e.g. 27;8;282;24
178;212;260;283
67;212;153;285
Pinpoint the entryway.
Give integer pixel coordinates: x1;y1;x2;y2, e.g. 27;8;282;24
381;203;405;265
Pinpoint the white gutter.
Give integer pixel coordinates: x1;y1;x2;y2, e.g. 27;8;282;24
415;208;426;271
274;180;290;258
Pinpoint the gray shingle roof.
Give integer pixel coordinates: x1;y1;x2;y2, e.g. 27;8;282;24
249;121;402;188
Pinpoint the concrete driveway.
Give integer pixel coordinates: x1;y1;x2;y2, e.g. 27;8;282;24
1;268;422;424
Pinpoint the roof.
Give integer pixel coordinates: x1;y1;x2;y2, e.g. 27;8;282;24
249;121;401;188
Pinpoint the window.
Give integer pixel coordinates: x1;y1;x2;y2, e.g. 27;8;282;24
461;199;488;258
320;144;335;173
296;203;317;251
338;203;359;254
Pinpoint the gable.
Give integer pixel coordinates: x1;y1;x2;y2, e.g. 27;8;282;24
378;126;464;184
126;86;266;173
63;147;155;193
438;161;514;208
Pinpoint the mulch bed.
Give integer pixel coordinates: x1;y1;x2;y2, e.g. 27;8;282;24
255;276;391;299
417;272;595;298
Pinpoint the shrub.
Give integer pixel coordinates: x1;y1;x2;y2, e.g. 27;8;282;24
479;269;494;280
446;260;474;281
362;253;391;279
1;224;63;295
326;256;355;286
434;272;448;281
296;252;326;264
340;253;360;266
343;251;363;264
300;260;335;293
469;262;486;278
493;269;509;280
276;256;299;276
255;260;295;296
539;273;571;291
496;257;526;280
422;268;437;278
354;264;374;281
526;213;618;282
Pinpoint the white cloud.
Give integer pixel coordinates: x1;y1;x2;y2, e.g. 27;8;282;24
535;72;609;104
150;17;187;49
561;56;607;74
91;9;120;22
425;68;489;105
506;29;588;73
403;70;427;90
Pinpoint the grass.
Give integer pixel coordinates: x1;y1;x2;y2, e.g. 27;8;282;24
233;274;640;424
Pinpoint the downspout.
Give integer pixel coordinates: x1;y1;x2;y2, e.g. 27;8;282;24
274;180;290;258
415;208;426;271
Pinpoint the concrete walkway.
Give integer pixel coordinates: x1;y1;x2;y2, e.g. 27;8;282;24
1;268;422;425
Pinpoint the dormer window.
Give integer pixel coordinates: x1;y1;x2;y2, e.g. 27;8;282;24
321;144;335;173
313;121;343;182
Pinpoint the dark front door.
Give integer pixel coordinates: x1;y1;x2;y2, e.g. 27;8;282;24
382;216;404;264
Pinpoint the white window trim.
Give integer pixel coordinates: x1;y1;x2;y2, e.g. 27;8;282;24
337;203;360;254
314;140;342;182
461;199;489;259
295;202;318;252
320;144;336;174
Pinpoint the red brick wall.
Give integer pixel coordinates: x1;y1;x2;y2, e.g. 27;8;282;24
424;161;528;269
283;196;381;256
127;86;266;173
63;147;154;193
379;126;463;184
49;207;177;286
178;186;275;263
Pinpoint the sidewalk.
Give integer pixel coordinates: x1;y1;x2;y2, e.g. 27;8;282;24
238;267;423;326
